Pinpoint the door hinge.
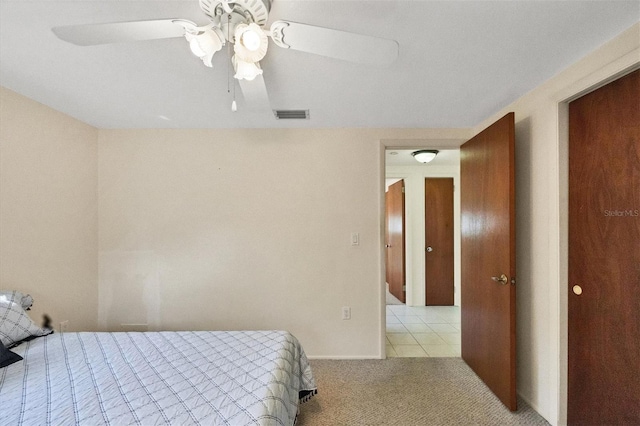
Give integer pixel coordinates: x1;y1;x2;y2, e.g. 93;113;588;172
402;285;406;291
402;187;405;193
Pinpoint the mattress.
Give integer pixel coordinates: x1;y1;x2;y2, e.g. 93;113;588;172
0;330;316;425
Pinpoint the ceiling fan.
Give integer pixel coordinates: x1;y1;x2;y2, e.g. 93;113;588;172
52;0;399;114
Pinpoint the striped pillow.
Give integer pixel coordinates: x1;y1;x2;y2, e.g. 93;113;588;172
0;293;52;348
0;290;34;310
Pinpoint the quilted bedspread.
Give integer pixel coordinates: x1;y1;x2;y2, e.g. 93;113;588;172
0;330;316;425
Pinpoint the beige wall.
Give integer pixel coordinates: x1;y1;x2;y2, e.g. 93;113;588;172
96;128;467;357
0;81;466;359
0;87;99;331
473;22;639;426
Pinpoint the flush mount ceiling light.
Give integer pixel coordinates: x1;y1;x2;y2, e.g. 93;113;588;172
412;150;439;163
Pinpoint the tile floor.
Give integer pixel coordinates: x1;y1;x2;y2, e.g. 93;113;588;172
386;304;461;358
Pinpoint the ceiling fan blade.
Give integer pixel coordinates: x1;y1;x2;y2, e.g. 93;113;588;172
270;21;399;65
238;75;271;111
52;19;195;46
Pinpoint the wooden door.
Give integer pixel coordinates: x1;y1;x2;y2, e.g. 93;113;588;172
425;178;454;305
568;69;639;425
460;112;516;410
386;180;406;303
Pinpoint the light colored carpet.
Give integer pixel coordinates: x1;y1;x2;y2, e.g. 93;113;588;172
297;358;549;425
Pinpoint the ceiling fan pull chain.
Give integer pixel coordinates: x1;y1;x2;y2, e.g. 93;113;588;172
227;14;231;93
225;14;237;112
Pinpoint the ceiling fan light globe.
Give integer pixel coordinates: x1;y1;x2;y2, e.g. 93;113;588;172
234;23;268;62
189;37;206;57
187;29;224;67
233;56;263;81
242;30;261;51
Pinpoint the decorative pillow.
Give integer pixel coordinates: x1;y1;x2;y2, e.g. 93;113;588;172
0;290;34;310
0;340;22;368
0;296;52;348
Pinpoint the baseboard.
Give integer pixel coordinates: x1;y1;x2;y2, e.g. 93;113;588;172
517;391;553;425
307;355;384;360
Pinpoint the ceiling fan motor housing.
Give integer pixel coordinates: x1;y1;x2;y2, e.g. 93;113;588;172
199;0;272;26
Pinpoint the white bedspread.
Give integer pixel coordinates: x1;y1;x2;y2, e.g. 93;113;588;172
0;330;316;425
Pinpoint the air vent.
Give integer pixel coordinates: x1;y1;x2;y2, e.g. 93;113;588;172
273;109;310;120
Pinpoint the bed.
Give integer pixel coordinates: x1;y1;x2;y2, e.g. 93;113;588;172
0;292;317;425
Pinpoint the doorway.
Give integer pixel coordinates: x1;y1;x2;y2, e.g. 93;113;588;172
385;149;461;306
384;148;461;358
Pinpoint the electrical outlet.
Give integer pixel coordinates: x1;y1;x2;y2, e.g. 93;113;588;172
60;320;69;332
342;306;351;320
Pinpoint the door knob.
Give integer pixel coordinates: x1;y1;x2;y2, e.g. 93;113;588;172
491;274;508;285
385;244;391;248
426;246;433;252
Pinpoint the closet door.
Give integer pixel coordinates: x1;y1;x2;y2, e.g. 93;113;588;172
568;69;639;425
425;178;454;306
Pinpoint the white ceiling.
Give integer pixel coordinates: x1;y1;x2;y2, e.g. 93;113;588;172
1;1;638;129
